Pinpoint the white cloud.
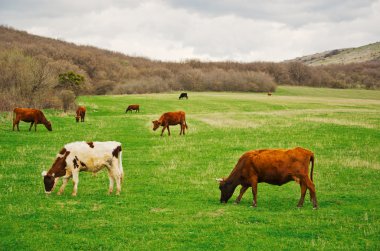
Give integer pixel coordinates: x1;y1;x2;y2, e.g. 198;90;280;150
0;0;379;62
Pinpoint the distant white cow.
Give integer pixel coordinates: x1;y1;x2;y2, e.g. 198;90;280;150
41;141;123;196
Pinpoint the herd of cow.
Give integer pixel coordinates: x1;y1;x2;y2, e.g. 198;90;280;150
11;92;318;209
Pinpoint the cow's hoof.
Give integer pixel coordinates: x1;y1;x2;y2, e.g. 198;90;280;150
71;193;77;196
313;207;318;210
234;201;240;205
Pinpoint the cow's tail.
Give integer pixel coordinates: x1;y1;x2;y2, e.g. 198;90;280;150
12;108;16;122
310;154;315;181
118;149;124;183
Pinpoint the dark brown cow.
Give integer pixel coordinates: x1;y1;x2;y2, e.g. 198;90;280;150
13;108;52;131
75;106;86;122
152;111;188;136
267;92;272;96
217;147;317;209
126;104;140;113
179;93;188;99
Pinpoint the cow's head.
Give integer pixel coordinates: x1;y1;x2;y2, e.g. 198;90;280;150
152;120;161;131
75;116;80;122
217;178;236;203
41;171;56;193
45;121;52;131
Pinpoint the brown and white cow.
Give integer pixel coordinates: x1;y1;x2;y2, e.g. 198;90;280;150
217;147;318;209
75;106;86;122
13;108;52;131
152;111;188;136
126;104;140;113
41;141;123;196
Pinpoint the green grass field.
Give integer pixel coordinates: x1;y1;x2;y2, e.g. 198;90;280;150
0;86;379;250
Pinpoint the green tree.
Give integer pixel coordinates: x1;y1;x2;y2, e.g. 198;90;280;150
57;71;85;95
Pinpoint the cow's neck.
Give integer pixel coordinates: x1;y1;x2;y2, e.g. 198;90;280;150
225;171;242;188
48;152;70;177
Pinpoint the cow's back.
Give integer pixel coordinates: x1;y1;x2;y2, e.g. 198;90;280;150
64;141;121;171
14;108;41;122
161;111;185;125
244;148;313;184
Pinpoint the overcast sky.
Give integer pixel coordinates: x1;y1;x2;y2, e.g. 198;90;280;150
1;0;379;62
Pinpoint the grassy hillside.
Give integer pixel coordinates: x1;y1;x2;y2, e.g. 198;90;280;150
0;86;379;250
289;42;380;66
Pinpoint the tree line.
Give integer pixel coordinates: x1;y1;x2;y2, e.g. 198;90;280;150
0;26;379;111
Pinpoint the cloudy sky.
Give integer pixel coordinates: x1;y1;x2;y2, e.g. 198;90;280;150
1;0;379;62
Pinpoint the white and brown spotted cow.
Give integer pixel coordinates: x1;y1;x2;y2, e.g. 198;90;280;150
41;141;124;196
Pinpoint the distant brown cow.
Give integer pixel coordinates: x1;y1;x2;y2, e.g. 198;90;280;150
217;147;317;209
13;108;52;131
152;111;188;136
267;92;272;96
75;106;86;122
126;104;140;113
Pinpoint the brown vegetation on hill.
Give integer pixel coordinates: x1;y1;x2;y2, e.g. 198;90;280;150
0;26;379;111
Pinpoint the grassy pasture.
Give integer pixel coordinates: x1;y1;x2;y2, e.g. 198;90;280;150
0;86;379;250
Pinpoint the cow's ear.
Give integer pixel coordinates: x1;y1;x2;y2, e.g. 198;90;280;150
216;178;224;183
41;171;47;177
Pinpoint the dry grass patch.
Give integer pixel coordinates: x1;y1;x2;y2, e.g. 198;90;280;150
304;117;376;129
341;158;380;170
193;114;261;128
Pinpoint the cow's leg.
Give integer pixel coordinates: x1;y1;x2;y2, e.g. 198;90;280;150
17;121;20;131
107;170;114;194
57;176;70;195
297;182;307;208
108;164;122;195
71;172;79;196
235;186;249;204
160;126;166;136
250;177;258;207
304;177;318;209
167;126;171;136
179;124;183;135
29;122;34;131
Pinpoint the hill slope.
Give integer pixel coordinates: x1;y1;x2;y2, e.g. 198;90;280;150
288;42;380;66
0;25;379;111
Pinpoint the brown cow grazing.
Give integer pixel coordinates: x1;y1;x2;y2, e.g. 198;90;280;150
217;147;317;209
75;106;86;122
152;111;188;136
126;104;140;113
267;92;272;96
13;108;52;131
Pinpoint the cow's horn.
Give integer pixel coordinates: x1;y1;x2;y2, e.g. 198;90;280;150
52;173;55;177
215;178;224;183
41;171;47;177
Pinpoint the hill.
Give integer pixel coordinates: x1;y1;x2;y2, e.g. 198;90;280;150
0;25;379;111
288;42;380;66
